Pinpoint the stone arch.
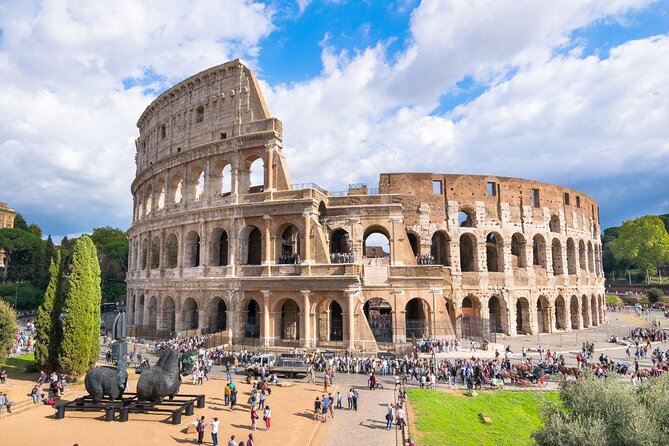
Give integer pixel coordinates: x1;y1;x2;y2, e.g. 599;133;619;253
136;294;145;325
185;230;201;267
330;228;351;255
192;165;205;201
208;297;227;333
591;295;599;326
536;295;550;333
488;295;507;333
486;232;504;272
245;155;265;193
581;294;590;328
210;227;229;266
532;234;547;268
461;295;481;337
407;231;420;257
165;233;178;268
458;208;475;227
551;238;564;275
244;299;261;338
555;295;567;330
578;240;587;271
329;300;343;341
549;215;561;233
147;296;158;329
511;233;527;268
182;297;199;330
364;297;393;343
141;239;148;270
150;236;160;269
277;223;301;262
240;225;262;265
278;298;300;341
173;175;183;204
157;178;166;210
405;298;430;339
570;295;580;330
144;185;153;215
459;233;478;272
220;162;233;196
431;231;451;266
162;296;176;332
566;238;577;275
516;297;531;334
363;225;391;259
587;241;594;273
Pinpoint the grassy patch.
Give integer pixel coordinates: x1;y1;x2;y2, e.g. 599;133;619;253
606;294;622;305
2;353;38;373
407;389;559;446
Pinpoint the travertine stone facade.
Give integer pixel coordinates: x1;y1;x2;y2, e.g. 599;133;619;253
126;60;605;351
0;202;16;268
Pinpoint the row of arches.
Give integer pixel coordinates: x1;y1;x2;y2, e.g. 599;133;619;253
134;155;266;222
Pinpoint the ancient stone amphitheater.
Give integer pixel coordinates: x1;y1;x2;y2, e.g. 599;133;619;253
126;60;605;350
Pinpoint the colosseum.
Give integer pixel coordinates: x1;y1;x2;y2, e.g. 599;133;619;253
126;59;606;351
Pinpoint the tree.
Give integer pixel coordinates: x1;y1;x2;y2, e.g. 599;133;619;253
57;236;102;377
0;300;18;363
610;216;669;272
0;227;47;284
647;288;663;304
44;235;58;268
35;251;62;371
12;213;28;230
533;373;669;446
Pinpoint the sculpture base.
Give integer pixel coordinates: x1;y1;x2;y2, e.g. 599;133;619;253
55;392;205;424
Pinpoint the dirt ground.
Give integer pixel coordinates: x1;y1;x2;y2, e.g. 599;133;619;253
0;372;325;446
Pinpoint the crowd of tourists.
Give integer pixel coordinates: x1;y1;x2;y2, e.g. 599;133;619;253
415;254;436;265
330;252;355;263
277;254;301;264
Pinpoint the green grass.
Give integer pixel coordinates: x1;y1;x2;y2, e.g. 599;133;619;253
2;352;38;373
407;389;559;446
606;294;622;304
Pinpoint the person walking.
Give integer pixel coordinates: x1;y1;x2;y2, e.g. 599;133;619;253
314;397;322;421
196;416;206;445
321;393;329;422
328;393;335;419
251;406;259;430
369;372;376;390
230;386;238;412
385;403;394;430
210;417;220;446
263;405;271;431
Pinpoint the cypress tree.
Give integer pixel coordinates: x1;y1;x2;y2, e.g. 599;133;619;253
58;236;102;377
35;250;61;370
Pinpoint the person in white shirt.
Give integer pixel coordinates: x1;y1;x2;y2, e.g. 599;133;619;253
210;417;220;446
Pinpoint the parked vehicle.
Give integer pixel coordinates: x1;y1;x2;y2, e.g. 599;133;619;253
270;357;309;378
245;354;277;376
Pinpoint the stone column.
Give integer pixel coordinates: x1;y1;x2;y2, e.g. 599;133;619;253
302;212;312;264
261;290;271;347
345;289;357;349
300;290;312;347
263;215;272;265
265;142;275;192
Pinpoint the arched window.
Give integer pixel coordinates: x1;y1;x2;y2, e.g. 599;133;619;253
221;164;232;196
407;232;420;257
248;157;264;193
194;168;205;201
330;229;350;256
245;227;262;265
486;233;503;272
532;234;547;268
141;239;148;270
458;209;475;227
278;224;301;263
185;231;201;267
165;234;178;268
329;301;343;341
363;227;390;260
364;298;393;343
406;298;429;339
145;186;153;215
549;215;560;233
150;236;160;269
430;231;450;266
578;240;587;270
157;180;166;210
245;300;260;338
566;238;577;275
174;178;183;204
182;298;199;330
280;299;300;340
210;228;229;266
459;233;477;272
511;233;527;268
551;238;564;275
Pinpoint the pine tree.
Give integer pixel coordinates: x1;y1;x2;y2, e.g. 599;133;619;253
35;251;61;371
57;236;102;377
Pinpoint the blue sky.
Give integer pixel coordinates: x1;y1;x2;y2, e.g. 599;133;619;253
0;0;668;240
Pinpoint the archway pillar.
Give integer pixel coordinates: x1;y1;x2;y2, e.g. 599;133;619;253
226;289;238;342
300;290;313;347
345;289;358;349
529;295;539;335
508;296;517;336
264;142;276;192
198;301;208;334
302;212;312;264
563;300;571;332
548;301;556;334
175;308;184;332
260;290;272;347
262;215;272;265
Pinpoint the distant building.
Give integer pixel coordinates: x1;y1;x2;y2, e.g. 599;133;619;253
0;202;15;268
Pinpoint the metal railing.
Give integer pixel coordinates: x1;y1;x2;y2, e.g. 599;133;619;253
290;182;327;194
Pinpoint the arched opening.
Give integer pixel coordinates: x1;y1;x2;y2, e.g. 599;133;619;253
459;233;477;272
182;298;199;330
280;299;300;341
486;232;503;272
318;202;327;227
555;295;566;330
458;209;475;227
162;296;176;332
532;234;547;268
145;186;153;215
174;178;183;204
214;299;227;332
536;296;550;333
245;300;260;338
248;157;264;193
193;168;205;201
185;231;201;267
566;238;577;275
221;164;232;196
407;232;420;257
511;233;527;268
363;227;390;259
570;295;580;330
431;231;451;266
210;228;229;266
579;240;587;271
461;295;481;338
157;180;165;210
136;295;145;325
364;298;393;343
166;234;178;268
488;296;504;333
551;238;564;275
581;295;590;328
587;242;594;273
405;298;429;339
516;297;531;334
278;224;301;263
330;228;351;262
549;215;560;233
141;239;148;270
591;295;599;326
329;301;343;341
242;226;262;265
147;296;158;329
150;236;160;269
